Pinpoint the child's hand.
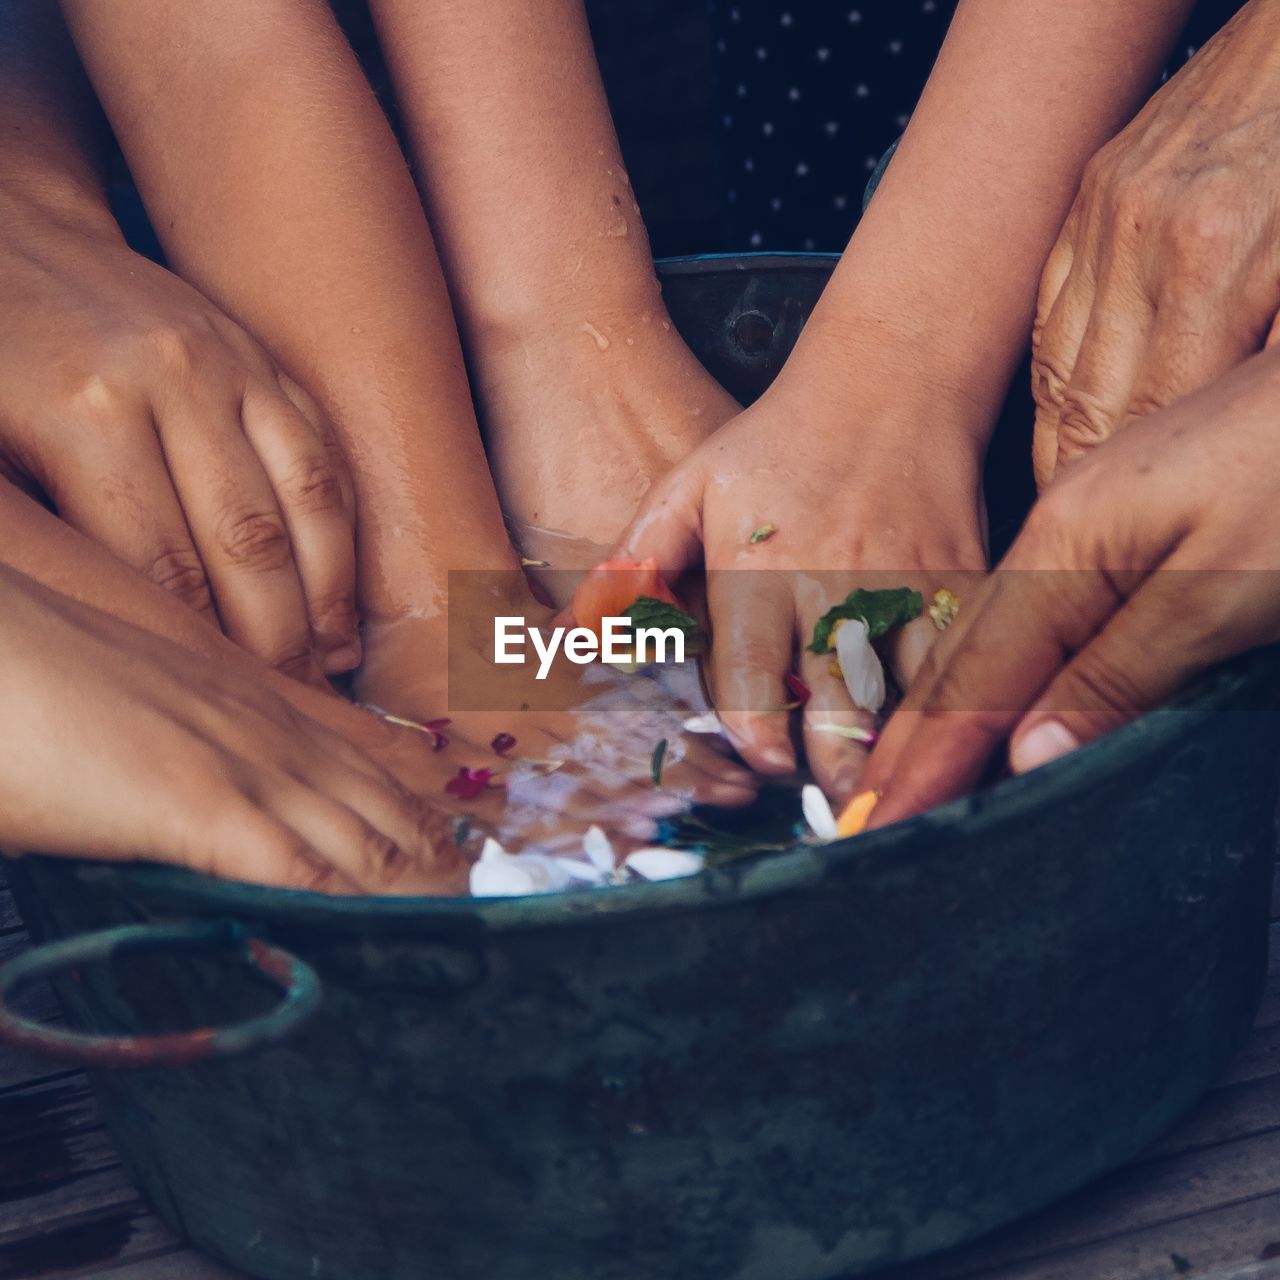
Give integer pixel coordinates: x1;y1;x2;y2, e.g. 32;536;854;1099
0;213;359;680
0;564;464;895
610;389;988;804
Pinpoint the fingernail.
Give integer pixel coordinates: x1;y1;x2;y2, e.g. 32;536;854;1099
1012;720;1079;774
760;746;795;772
321;640;363;674
831;766;863;805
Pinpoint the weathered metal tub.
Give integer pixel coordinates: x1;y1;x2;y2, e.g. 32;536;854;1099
2;255;1277;1280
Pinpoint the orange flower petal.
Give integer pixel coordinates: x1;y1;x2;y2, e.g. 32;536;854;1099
835;789;879;838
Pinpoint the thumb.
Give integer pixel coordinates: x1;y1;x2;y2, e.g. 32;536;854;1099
1009;566;1260;773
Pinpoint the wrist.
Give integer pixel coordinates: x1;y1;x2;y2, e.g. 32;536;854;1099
451;240;669;359
0;169;119;246
765;329;995;462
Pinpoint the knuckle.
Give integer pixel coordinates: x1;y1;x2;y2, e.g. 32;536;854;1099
145;547;214;612
1030;354;1071;414
1064;648;1146;720
292;856;348;895
1105;173;1150;236
64;374;138;428
140;320;214;378
268;645;316;680
217;507;292;572
278;455;345;516
357;826;413;887
307;586;357;631
1125;391;1169;423
1056;391;1116;454
1079;148;1118;198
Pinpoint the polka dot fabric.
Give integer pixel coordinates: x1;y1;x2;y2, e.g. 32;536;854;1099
711;0;1247;253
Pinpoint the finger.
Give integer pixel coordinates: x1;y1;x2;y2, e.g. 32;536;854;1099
860;569;1001;796
613;461;707;579
1030;219;1076;491
241;381;360;673
1032;237;1097;490
706;569;797;775
1010;562;1274;773
1124;289;1271;428
864;568;1134;827
274;371;357;522
194;800;364;894
1054;272;1154;471
46;430;218;625
659;745;759;808
799;641;874;805
299;729;468;882
157;385;321;682
263;776;455;896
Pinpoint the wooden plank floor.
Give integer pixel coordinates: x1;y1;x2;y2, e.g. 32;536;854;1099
2;869;1280;1280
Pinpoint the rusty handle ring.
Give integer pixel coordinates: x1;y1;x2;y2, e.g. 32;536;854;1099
0;920;321;1068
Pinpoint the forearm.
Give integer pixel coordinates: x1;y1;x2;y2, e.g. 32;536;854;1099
368;0;665;345
0;0;114;235
785;0;1195;439
59;0;516;621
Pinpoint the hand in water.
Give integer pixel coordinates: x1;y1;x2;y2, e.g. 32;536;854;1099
354;593;759;864
0;564;465;894
608;384;988;805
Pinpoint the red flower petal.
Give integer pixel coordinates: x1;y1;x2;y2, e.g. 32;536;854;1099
444;766;494;801
783;672;812;707
491;732;517;756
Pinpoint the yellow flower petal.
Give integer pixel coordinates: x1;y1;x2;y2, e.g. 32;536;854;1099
835;788;879;838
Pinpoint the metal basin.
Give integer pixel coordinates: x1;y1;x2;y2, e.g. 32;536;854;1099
3;254;1277;1280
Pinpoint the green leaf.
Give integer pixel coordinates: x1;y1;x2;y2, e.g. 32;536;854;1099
807;587;923;654
651;738;668;787
624;596;708;657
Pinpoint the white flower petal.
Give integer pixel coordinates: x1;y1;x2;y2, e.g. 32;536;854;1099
801;783;838;840
835;618;886;713
624;848;706;881
471;858;542;897
479;837;509;862
555;857;608;885
810;722;877;744
583;825;617;873
681;713;726;735
470;843;576;896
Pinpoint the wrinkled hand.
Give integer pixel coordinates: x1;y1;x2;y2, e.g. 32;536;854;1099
0;564;464;894
864;346;1280;826
0;210;358;679
1032;0;1280;488
610;392;987;803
